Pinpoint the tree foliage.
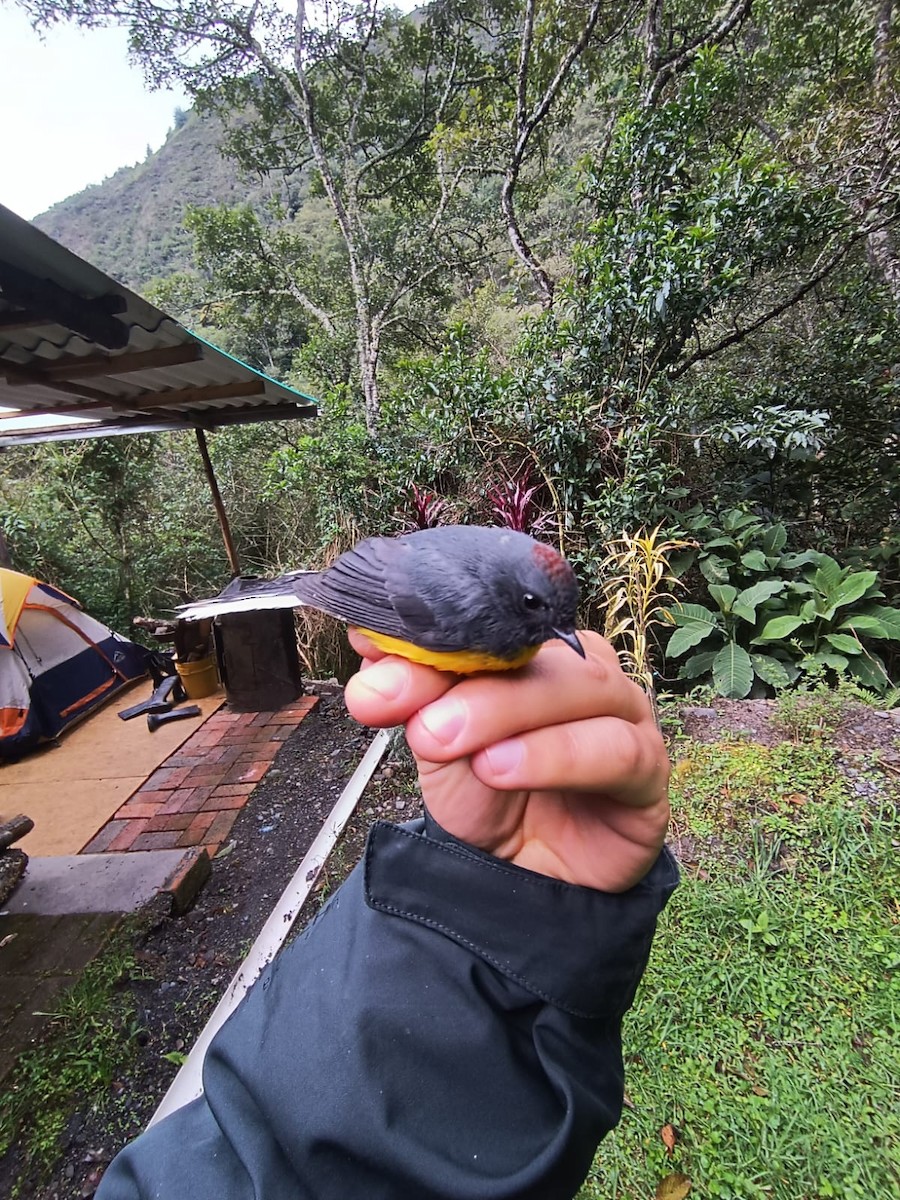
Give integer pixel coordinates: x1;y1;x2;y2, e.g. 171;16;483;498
6;0;900;692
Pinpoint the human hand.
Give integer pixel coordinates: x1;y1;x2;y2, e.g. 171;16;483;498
344;629;670;893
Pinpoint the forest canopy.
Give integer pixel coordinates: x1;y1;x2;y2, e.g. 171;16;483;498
3;0;899;695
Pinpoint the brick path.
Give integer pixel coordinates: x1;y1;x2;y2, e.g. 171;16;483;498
80;696;319;859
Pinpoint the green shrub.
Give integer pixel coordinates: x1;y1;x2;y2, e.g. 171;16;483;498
663;510;900;697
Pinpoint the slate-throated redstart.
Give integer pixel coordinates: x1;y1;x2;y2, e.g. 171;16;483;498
292;525;585;673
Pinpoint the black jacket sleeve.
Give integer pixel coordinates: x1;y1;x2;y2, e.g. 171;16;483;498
98;815;678;1200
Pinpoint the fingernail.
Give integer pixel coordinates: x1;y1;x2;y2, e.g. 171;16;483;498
483;737;524;776
357;660;410;700
418;697;466;745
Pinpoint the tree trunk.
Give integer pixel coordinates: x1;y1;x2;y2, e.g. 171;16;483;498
866;225;900;304
500;173;555;308
874;0;894;103
354;292;381;435
360;348;380;437
867;0;900;303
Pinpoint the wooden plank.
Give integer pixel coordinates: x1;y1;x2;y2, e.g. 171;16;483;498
2;379;267;421
2;362;122;405
23;343;203;381
195;428;241;576
0;402;317;445
190;404;316;427
0;815;35;851
131;380;267;409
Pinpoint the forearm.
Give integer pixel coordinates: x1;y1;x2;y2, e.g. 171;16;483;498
98;817;678;1200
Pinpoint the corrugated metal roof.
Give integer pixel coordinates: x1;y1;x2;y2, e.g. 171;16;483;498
0;203;316;446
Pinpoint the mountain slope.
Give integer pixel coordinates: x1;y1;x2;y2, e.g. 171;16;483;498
32;109;282;291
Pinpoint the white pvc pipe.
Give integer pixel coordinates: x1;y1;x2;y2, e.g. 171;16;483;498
149;725;397;1126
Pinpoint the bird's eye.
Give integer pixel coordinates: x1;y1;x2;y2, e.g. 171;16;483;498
522;593;543;610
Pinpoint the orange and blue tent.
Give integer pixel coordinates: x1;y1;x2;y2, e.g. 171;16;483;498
0;568;148;758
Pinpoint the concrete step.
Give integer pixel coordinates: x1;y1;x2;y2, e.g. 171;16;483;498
5;849;209;916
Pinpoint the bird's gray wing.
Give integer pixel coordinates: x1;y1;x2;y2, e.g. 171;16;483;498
292;536;437;641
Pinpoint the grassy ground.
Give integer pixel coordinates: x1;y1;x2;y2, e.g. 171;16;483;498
4;694;897;1199
0;920;146;1189
578;706;900;1200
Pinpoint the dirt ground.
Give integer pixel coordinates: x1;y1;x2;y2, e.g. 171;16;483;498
4;688;899;1199
2;686;422;1200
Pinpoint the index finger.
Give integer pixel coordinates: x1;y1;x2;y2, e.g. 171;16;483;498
344;630;461;726
405;631;650;762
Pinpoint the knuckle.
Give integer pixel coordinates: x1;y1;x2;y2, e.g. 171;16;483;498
613;721;645;780
582;647;611;685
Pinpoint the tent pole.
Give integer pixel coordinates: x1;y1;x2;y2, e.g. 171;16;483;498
194;428;241;577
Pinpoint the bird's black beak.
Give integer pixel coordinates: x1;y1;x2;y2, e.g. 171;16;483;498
552;628;586;658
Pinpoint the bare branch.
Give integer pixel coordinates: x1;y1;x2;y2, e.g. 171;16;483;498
516;0;537;133
670;230;870;379
644;0;752;108
644;0;664;74
874;0;894;106
502;0;638;306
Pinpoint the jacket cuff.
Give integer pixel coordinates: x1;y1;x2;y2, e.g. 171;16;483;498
364;818;678;1019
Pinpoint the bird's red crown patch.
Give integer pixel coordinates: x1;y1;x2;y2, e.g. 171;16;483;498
531;540;573;583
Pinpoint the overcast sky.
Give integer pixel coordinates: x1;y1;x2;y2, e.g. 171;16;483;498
0;7;189;220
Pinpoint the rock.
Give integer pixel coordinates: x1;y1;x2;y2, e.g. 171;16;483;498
681;706;718;719
63;1111;85;1149
0;848;27;907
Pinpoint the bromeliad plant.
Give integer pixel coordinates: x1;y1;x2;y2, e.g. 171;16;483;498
665;518;900;697
399;483;451;531
486;468;553;537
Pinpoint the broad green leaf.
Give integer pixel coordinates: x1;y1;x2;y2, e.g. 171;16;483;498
700;555;730;585
713;642;753;699
735;579;786;613
754;615;805;642
751;653;794;689
830;571;878;609
668;550;696;577
839;613;888;638
780;551;821;570
740;550;768;571
670;603;719;628
666;623;715;658
708;583;737;612
806;651;849;671
678;649;718;679
722;510;760;532
824;633;863;655
812;555;842;594
702;537;740;551
848;653;891;693
760;524;787;555
857;606;900;639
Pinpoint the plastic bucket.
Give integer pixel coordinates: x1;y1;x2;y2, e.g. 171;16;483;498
175;655;219;700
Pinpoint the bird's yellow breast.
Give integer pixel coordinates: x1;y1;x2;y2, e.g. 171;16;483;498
355;628;539;674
